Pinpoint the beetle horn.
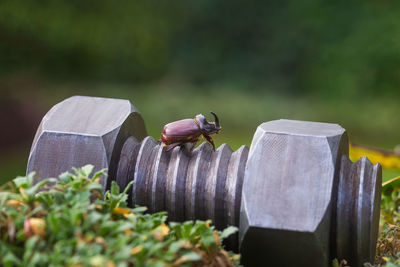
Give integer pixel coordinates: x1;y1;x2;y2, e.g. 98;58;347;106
210;112;220;128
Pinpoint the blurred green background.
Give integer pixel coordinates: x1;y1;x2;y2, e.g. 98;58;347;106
0;0;399;184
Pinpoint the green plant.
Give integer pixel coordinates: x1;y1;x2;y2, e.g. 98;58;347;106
0;165;239;266
372;186;400;267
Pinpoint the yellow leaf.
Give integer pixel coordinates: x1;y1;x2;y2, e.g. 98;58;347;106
181;240;192;249
350;143;400;170
95;236;106;247
172;255;191;266
124;229;133;235
160;223;170;236
6;200;22;207
131;245;143;255
383;176;400;188
19;187;27;198
123;213;136;219
213;231;220;246
152;223;170;240
113;207;131;215
24;218;46;239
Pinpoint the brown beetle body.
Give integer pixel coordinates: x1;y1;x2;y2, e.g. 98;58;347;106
159;112;221;152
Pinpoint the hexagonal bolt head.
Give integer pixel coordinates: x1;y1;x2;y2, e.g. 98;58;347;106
240;119;349;266
27;96;147;190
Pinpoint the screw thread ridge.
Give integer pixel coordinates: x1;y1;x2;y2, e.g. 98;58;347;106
115;136;249;230
336;155;382;266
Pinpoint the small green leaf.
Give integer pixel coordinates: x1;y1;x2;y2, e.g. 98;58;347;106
169;241;183;253
59;172;72;183
122;181;134;195
132;206;147;213
200;232;215;248
23;236;39;263
181;251;202;261
220;226;238;240
91;169;107;181
81;165;94;177
24;178;57;197
111;181;120;196
382;176;400;196
13;172;35;188
2;251;22;266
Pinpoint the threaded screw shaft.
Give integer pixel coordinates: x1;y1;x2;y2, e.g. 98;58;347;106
115;136;248;231
336;155;381;266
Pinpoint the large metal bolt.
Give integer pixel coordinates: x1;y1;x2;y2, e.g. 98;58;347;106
239;120;381;266
27;96;381;267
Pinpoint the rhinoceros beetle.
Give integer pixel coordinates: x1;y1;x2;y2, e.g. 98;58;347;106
159;112;221;152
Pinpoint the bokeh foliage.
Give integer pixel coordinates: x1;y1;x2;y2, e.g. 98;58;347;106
1;0;400;98
0;0;400;181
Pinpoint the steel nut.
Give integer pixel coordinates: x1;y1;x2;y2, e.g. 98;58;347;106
240;119;348;266
27;96;147;189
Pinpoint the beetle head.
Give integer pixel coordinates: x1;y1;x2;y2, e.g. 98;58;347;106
195;112;221;135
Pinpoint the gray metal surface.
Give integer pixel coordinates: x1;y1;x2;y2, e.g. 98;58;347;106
337;156;382;266
239;119;381;267
26;96;147;189
118;137;248;234
114;138;249;251
165;145;191;221
240;119;347;266
115;136;141;202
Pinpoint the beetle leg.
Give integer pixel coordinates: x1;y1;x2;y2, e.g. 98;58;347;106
158;140;167;147
166;143;181;152
204;135;215;151
189;139;198;152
